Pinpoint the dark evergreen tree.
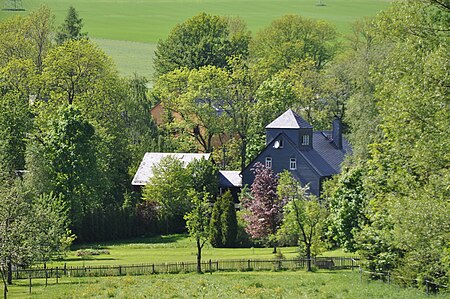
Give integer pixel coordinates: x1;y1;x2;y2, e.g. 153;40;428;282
220;191;237;247
56;6;87;45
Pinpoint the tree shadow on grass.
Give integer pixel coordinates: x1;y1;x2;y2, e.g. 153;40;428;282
72;233;188;249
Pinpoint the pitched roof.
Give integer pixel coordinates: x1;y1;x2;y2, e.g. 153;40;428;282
299;132;350;177
219;170;242;188
241;131;349;178
265;109;313;129
132;152;211;186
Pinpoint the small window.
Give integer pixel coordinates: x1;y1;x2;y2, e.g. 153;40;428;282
302;135;310;146
279;138;284;148
290;158;297;170
265;157;272;169
273;138;283;149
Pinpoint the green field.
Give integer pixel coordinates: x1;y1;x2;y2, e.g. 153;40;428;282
45;234;353;267
8;271;445;298
1;0;390;77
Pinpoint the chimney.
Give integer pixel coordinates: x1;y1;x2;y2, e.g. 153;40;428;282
332;118;342;149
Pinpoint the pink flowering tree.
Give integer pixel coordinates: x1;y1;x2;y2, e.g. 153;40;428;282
242;162;285;253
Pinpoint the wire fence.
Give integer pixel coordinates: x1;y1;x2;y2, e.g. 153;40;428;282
357;265;448;295
14;256;359;280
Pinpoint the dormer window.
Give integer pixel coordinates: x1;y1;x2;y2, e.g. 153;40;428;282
273;138;283;149
302;135;310;146
290;158;297;170
265;157;272;169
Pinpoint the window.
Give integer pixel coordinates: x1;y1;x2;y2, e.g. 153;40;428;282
273;138;283;149
302;135;310;146
279;138;284;148
290;158;297;170
265;157;272;169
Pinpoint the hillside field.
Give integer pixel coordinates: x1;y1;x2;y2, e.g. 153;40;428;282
0;0;390;77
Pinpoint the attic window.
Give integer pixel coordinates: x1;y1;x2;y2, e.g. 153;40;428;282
290;158;297;170
265;157;272;169
273;138;283;149
302;135;310;146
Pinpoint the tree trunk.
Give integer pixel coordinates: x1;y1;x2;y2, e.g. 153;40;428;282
196;239;202;274
6;262;11;285
306;244;312;272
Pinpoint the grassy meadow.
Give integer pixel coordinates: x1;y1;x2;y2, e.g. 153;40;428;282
45;234;353;267
8;271;446;299
0;0;391;77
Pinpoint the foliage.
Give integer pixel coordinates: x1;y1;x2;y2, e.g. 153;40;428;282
184;190;211;273
26;105;100;236
251;14;337;80
142;156;191;233
154;12;250;76
324;167;366;252
278;171;328;271
242;163;283;252
56;6;87;45
210;191;237;248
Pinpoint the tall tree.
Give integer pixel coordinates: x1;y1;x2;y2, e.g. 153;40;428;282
251;14;337;80
184;190;211;273
154;12;250;77
278;171;328;271
210;191;237;248
56;6;87;45
141;156;191;233
242;162;283;253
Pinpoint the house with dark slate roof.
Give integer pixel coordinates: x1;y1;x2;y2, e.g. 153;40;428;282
241;109;350;197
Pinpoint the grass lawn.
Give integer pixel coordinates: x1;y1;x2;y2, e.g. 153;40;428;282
8;271;446;299
45;234;356;268
1;0;391;77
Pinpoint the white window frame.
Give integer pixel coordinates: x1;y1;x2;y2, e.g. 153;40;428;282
290;158;297;170
265;157;272;169
302;135;310;146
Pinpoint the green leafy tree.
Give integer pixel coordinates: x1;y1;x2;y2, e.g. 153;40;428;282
324;167;366;252
278;171;328;271
154;12;250;76
210;191;237;248
153;66;231;153
184;190;211;273
56;6;87;45
251;14;337;79
142;156;191;233
26;105;100;237
186;157;219;200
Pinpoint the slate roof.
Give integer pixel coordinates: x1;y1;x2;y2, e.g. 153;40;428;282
266;109;313;129
219;171;242;188
132;152;211;186
300;132;350;177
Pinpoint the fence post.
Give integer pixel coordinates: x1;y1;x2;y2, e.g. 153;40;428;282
152;264;155;274
209;259;212;274
45;268;48;287
56;267;59;284
64;263;67;276
247;260;251;271
119;266;122;276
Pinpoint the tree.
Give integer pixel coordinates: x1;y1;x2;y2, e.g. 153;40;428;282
242;162;283;253
154;13;250;76
210;191;237;248
251;14;337;79
153;66;231;153
56;6;87;45
141;156;191;233
25;105;100;238
184;190;211;273
324;167;366;252
277;171;328;271
41;39;112;105
186;157;219;200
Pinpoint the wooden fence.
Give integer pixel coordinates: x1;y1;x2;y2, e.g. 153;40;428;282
14;256;359;280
